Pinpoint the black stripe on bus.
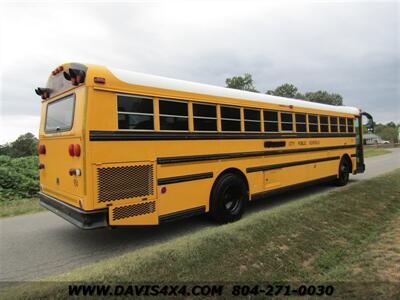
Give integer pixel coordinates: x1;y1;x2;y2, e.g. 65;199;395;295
89;131;356;141
157;144;356;165
351;154;357;157
251;175;337;201
159;206;206;223
158;172;213;185
246;156;340;173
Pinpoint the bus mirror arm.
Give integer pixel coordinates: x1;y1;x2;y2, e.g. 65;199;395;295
362;112;374;133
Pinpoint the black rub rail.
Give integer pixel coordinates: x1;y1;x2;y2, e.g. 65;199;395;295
90;131;356;141
157;144;356;165
246;156;340;173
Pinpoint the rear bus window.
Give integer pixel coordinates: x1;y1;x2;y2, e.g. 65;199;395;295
45;94;75;132
221;106;241;131
193;103;217;131
159;99;188;131
117;95;154;130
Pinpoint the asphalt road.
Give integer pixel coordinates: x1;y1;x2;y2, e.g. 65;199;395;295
1;148;399;283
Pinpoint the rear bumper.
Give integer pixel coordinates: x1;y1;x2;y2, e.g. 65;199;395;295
39;192;108;230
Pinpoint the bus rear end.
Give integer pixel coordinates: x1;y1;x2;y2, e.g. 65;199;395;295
37;63;107;229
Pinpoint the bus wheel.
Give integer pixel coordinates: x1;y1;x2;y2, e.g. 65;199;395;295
210;173;247;223
335;157;350;186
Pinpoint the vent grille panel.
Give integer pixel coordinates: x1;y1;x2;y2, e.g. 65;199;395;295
112;201;156;220
97;164;154;202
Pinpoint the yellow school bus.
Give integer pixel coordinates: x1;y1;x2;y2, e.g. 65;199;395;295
36;63;373;229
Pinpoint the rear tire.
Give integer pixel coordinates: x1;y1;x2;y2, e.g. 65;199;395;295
335;157;350;186
210;173;248;223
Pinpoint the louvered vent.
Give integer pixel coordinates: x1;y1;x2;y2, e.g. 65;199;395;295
97;164;154;202
112;201;156;220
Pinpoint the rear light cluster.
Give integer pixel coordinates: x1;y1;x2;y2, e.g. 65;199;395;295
52;65;64;76
37;144;46;155
94;77;106;84
68;144;81;157
63;68;85;86
38;144;46;170
34;87;52;100
69;168;81;176
69;144;82;176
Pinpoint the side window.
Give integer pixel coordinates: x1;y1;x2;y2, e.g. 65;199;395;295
308;114;319;132
264;110;279;132
330;116;338;132
159;99;188;131
244;108;261;132
221;106;241;131
295;113;307;132
193;103;217;131
280;112;293;132
320;116;329;133
339;117;347;132
117;95;154;130
347;118;354;133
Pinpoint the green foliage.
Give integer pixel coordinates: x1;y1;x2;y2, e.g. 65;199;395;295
225;73;259;92
374;123;399;143
266;83;343;106
0;155;39;201
266;83;303;99
304;90;343;106
0;133;38;157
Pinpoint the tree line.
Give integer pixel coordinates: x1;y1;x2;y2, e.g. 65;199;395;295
225;73;343;106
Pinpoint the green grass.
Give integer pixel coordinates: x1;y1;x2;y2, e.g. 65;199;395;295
3;170;400;299
0;198;44;218
363;147;391;158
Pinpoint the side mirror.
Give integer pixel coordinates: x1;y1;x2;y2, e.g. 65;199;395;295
362;112;374;133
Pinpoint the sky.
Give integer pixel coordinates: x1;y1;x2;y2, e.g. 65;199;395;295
0;0;399;143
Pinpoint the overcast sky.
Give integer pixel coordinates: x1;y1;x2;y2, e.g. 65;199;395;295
0;0;399;143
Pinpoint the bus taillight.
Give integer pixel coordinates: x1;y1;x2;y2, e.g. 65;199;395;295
69;168;81;176
63;68;85;86
68;144;81;157
37;144;46;155
73;144;81;157
35;87;51;100
68;144;75;156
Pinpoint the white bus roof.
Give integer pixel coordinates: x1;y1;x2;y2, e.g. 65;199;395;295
109;67;360;115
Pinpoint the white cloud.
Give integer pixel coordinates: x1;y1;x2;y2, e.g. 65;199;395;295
0;115;39;144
